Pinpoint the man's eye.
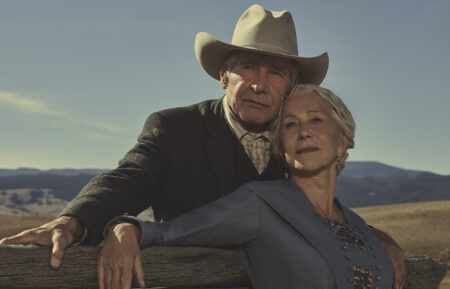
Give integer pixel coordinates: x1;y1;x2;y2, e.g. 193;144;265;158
284;122;296;128
270;70;284;77
312;117;322;122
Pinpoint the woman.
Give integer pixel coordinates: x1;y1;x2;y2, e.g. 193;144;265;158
98;84;394;289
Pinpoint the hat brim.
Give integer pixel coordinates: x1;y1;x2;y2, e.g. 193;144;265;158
195;32;329;85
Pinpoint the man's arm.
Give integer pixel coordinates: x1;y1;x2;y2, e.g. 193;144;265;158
58;111;170;244
370;226;405;289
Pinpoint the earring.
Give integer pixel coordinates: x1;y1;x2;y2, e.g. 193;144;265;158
280;152;290;179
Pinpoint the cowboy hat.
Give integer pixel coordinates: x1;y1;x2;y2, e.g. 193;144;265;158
194;4;329;85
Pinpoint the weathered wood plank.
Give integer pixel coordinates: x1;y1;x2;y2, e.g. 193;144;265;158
0;245;447;289
0;245;249;289
404;256;448;289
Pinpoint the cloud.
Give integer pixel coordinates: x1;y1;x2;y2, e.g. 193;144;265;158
0;91;63;116
0;91;122;133
74;118;122;133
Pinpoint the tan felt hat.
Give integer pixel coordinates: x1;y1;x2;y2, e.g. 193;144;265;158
194;4;329;85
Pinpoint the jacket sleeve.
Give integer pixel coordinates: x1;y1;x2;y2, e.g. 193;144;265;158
105;185;261;249
60;111;170;245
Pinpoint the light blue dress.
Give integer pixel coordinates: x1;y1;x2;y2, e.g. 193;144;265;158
106;180;394;289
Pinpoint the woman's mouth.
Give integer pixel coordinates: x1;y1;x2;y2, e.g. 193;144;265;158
296;147;319;154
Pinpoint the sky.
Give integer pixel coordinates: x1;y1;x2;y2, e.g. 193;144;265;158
1;0;449;175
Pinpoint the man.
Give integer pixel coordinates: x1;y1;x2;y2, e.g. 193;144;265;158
0;4;405;289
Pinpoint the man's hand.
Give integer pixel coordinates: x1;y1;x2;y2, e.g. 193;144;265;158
0;216;85;269
371;227;405;289
97;223;145;289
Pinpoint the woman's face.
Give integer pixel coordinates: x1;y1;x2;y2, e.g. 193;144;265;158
280;91;347;175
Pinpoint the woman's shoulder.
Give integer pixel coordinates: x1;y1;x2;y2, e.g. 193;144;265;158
239;180;304;209
227;180;288;205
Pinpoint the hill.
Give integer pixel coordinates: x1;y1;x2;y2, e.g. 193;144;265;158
0;162;449;215
341;161;427;178
336;172;450;207
0;161;436;178
0;168;107;177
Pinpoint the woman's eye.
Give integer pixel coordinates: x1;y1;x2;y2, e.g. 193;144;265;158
312;117;322;122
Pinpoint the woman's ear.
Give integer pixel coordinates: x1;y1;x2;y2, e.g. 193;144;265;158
219;69;228;89
337;133;349;157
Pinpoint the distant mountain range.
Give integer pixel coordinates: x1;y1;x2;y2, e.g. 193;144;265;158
340;161;427;179
0;168;107;177
0;162;449;216
0;161;436;179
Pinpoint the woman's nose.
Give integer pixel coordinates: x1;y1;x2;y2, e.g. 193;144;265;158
297;125;311;140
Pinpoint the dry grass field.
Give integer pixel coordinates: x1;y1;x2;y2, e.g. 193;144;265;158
0;200;449;288
0;214;54;238
354;200;450;289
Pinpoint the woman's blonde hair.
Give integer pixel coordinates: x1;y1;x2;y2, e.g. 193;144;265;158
271;84;356;175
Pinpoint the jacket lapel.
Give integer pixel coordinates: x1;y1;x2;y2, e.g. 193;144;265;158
204;99;236;196
255;180;339;249
254;180;349;289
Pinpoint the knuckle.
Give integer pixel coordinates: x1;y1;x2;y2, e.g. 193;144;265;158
122;258;133;267
106;261;119;270
120;278;130;287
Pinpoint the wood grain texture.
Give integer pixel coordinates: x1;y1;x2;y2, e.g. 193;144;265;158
0;245;446;289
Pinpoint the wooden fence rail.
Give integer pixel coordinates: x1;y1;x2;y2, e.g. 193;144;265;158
0;245;447;289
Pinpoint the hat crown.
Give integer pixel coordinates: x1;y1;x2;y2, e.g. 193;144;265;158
231;4;299;56
194;4;328;84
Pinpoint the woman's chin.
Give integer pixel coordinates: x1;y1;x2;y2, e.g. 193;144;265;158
291;159;319;173
290;162;318;176
289;160;336;178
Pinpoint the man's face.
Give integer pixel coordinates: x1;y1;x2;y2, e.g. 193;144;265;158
220;52;292;132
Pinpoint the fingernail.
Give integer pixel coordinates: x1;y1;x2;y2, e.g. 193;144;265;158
50;256;61;268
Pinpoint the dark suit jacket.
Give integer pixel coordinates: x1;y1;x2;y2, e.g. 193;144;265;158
61;98;284;244
108;180;394;289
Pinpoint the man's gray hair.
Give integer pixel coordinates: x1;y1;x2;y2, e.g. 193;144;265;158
271;84;356;175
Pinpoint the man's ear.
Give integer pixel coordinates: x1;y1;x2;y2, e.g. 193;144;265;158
219;69;228;89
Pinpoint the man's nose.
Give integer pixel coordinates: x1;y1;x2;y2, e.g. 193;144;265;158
251;67;268;93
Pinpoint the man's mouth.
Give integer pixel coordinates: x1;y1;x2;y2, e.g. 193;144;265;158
243;99;269;108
